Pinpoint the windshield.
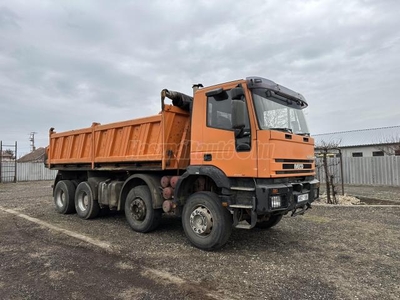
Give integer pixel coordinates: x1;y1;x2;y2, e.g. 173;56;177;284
252;88;310;135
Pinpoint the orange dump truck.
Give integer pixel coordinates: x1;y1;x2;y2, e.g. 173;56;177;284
46;76;319;250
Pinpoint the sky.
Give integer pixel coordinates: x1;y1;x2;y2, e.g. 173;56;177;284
1;0;399;156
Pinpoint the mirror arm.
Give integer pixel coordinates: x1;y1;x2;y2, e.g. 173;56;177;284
234;126;245;138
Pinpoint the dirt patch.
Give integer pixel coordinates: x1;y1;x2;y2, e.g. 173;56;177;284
0;210;220;300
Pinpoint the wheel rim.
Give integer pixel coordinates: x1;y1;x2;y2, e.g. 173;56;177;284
56;190;65;207
78;192;89;212
189;205;213;236
129;198;146;221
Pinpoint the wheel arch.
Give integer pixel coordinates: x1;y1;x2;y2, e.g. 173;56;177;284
119;174;163;211
52;170;85;196
174;166;231;205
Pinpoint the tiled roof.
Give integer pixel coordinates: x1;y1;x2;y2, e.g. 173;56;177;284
17;147;46;162
1;151;13;158
313;126;400;148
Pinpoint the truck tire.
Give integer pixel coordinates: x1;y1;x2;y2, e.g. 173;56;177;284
75;181;100;219
125;186;162;233
54;180;76;214
182;192;232;251
255;215;283;229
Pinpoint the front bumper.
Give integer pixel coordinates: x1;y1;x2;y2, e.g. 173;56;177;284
254;179;319;214
228;178;319;229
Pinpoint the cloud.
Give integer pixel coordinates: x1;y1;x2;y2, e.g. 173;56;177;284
0;0;399;155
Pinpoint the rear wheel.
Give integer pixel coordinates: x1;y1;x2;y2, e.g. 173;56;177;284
125;186;162;233
75;181;100;219
255;215;283;229
54;180;76;214
182;192;232;251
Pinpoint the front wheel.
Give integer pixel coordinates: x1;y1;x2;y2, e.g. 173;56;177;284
125;186;162;233
182;192;232;251
255;215;283;229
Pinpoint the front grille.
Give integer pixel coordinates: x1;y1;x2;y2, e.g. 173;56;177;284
275;158;315;175
283;164;312;169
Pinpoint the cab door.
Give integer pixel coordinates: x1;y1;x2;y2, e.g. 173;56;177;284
190;85;257;177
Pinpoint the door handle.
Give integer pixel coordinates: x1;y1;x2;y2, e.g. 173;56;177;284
204;154;212;161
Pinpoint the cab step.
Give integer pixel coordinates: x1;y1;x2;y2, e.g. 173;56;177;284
235;222;252;229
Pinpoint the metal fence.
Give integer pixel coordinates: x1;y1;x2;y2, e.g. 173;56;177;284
316;156;400;186
2;158;399;186
0;162;57;183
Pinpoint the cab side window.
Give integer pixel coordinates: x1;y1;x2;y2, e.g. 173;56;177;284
207;91;232;130
206;89;251;151
207;90;251;131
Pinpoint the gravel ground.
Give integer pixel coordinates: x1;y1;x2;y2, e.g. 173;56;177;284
1;181;400;299
320;184;400;203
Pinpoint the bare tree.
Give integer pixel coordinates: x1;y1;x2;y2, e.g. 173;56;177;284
315;140;341;204
376;135;400;156
3;149;15;159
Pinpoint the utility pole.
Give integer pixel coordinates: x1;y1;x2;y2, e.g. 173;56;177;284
29;132;37;152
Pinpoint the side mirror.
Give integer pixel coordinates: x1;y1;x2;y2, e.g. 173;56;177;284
231;87;245;100
232;100;245;130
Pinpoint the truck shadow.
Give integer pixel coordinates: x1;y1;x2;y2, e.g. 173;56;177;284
95;211;317;253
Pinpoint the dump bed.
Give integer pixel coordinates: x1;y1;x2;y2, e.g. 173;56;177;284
47;105;190;171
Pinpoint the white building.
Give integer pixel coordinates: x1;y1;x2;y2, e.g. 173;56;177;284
313;126;400;158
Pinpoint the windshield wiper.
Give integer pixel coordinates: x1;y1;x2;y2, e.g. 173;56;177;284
268;127;293;134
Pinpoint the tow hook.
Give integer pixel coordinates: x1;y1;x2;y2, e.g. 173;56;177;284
291;203;311;217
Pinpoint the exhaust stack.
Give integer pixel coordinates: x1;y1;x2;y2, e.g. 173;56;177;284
192;83;203;95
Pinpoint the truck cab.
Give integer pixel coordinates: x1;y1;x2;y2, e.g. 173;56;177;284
175;77;319;235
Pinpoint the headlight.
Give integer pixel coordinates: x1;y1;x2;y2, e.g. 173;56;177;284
270;196;282;208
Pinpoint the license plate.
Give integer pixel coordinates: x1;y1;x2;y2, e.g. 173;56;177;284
297;193;309;202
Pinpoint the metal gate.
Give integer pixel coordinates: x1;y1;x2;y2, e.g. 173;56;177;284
0;141;17;183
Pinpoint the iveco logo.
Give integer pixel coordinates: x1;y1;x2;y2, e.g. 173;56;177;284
294;163;304;169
